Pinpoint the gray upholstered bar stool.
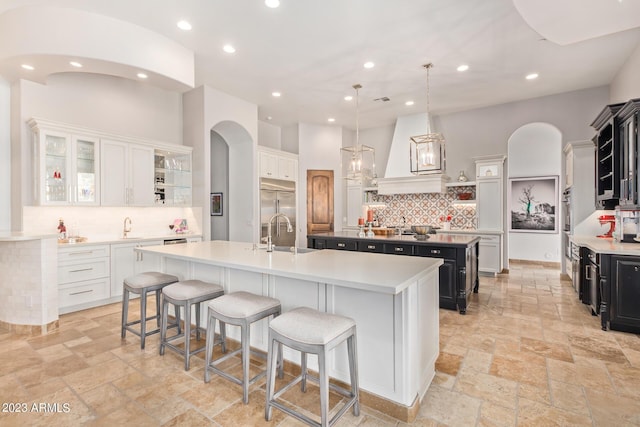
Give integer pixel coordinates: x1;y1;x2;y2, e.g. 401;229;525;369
265;307;359;427
159;280;224;370
121;271;179;349
204;291;282;404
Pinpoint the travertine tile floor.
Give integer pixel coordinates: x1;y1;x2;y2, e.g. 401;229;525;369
1;261;640;426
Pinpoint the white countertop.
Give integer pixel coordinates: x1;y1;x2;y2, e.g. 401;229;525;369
137;240;443;295
571;235;640;255
436;229;504;236
310;231;480;245
0;232;58;242
55;234;202;246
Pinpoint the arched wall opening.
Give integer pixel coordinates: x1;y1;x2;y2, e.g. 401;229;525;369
507;122;563;264
209;120;254;242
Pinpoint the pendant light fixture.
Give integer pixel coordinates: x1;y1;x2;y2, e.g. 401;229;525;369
341;83;375;183
410;63;446;175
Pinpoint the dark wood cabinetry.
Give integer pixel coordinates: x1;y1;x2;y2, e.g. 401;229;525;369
591;103;625;210
308;233;479;314
609;255;640;333
617;99;640;207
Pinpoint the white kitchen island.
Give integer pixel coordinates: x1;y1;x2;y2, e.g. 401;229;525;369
137;240;442;422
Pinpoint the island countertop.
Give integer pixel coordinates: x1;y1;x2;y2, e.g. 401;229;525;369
136;240;442;295
308;230;481;246
571;235;640;255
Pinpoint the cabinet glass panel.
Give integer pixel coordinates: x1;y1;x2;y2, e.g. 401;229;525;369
76;138;97;203
477;164;499;178
154;150;192;205
45;134;68;202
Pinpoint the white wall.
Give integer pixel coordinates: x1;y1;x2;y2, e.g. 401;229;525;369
507;123;562;263
0;77;9;231
281;124;299;154
357;124;394;180
210;130;229;240
298;123;343;242
258;121;281;150
184;85;258;243
610;40;640;103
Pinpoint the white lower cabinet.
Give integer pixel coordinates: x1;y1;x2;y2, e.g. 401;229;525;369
58;244;111;314
110;240;163;297
478;234;502;274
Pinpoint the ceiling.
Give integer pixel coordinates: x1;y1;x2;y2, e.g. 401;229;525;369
1;0;640;130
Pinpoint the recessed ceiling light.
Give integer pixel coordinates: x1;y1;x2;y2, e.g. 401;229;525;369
137;72;148;79
363;61;375;69
272;92;281;97
266;116;273;121
177;20;192;31
526;73;539;80
69;61;83;68
328;118;335;123
223;44;236;54
265;0;280;8
457;64;469;72
405;101;414;106
344;95;353;101
21;64;34;70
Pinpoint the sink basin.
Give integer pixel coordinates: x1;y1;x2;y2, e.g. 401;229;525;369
266;245;316;254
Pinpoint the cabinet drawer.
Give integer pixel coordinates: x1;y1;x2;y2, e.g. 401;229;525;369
58;245;109;262
415;245;456;259
326;240;357;251
59;278;109;308
384;243;414;255
359;241;384;253
59;258;109;284
479;235;500;244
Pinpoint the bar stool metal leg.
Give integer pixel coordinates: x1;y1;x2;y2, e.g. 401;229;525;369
121;288;129;339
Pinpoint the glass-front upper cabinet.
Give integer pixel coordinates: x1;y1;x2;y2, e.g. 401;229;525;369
154;149;192;206
30;119;100;206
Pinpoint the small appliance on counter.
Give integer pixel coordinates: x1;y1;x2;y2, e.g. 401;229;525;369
614;206;640;243
597;214;616;238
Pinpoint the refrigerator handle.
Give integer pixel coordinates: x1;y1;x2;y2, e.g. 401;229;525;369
276;199;280;236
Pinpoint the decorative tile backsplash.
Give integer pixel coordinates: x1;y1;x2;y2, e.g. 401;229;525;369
369;186;477;229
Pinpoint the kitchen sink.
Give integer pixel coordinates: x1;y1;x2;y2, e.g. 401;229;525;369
268;246;316;254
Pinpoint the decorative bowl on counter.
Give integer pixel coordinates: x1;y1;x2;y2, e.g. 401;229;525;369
458;192;473;200
411;225;432;235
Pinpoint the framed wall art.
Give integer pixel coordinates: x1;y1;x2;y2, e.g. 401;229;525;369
211;192;223;216
508;176;558;233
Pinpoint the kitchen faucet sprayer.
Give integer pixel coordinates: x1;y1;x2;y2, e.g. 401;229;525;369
123;217;132;238
266;213;293;252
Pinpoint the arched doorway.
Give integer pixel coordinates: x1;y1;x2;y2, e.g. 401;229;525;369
507;122;562;265
209;121;254;242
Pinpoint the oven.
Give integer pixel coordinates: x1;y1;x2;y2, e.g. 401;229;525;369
164;237;187;245
571;242;581;295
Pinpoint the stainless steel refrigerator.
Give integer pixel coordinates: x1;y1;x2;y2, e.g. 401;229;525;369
260;178;296;247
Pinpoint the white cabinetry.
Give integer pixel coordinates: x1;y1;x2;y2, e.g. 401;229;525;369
475;155;506;231
29;119;100;206
110;240;163;297
154;149;192;206
258;148;298;181
563;141;595;226
478;234;502;274
58;244;110;314
346;182;364;228
101;140;155;206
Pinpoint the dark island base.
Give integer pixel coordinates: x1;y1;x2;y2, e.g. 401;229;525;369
308;232;480;315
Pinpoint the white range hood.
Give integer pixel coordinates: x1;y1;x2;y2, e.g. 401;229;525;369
376;113;448;195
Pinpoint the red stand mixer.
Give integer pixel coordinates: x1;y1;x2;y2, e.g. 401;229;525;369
597;214;616;238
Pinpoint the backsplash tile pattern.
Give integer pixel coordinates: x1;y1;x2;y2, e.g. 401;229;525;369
370;186;477;229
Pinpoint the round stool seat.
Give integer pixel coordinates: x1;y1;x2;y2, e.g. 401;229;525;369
163;280;223;301
207;291;280;319
124;272;178;290
269;307;355;345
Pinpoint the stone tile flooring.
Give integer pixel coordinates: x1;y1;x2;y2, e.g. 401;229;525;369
1;262;640;426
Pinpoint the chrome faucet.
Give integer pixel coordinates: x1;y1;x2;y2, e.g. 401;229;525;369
123;217;132;238
266;213;293;252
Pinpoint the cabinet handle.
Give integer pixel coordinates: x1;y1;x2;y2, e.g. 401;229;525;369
69;268;93;273
68;251;94;256
430;249;441;254
395;247;404;252
585;265;591;280
69;289;94;296
635;266;639;272
367;245;376;249
337;243;345;248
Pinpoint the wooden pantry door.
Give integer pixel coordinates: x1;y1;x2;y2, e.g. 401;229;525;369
306;170;334;234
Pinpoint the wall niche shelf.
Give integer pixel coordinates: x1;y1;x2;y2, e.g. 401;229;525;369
446;181;476;187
